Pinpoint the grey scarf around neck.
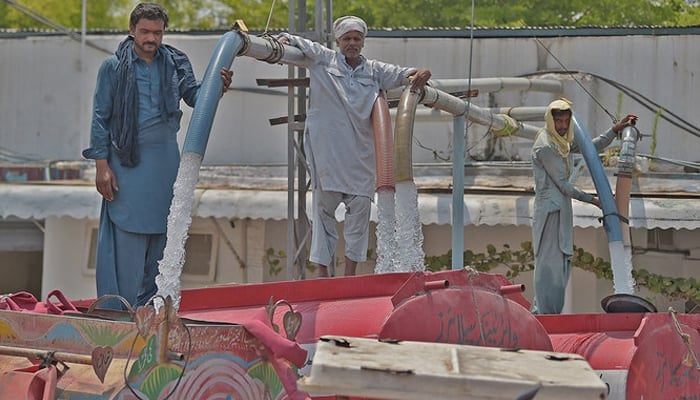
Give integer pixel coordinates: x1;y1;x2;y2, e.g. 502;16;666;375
111;36;196;167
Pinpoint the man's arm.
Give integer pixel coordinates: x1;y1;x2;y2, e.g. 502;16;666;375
589;114;638;152
536;146;596;205
276;33;329;64
82;58;119;201
83;58;116;161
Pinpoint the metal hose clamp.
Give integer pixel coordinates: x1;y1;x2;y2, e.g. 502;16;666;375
259;33;285;64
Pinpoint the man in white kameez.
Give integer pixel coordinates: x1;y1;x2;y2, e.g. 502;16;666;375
531;98;636;314
278;16;431;277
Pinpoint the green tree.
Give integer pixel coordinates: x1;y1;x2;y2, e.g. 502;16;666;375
335;0;698;28
0;0;128;30
1;0;699;32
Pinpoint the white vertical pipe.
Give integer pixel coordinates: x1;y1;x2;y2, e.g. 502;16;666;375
286;0;296;280
451;116;465;270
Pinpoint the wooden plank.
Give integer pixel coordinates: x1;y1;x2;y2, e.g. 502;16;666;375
256;77;310;88
269;114;306;126
298;336;608;400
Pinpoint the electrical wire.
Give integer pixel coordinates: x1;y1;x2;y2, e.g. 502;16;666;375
533;37;618;123
520;69;700;139
262;0;277;35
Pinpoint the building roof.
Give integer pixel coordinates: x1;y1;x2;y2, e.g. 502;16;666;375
1;164;698;230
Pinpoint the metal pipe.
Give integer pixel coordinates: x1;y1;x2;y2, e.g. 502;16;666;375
489;107;548;121
424;280;449;291
618;125;640;175
615;125;641;247
237;31;310;67
391;106;548;123
452;115;465;270
386;77;562;99
0;345;94;365
419;86;542;140
499;284;526;295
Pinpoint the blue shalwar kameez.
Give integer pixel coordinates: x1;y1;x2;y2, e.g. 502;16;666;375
83;38;199;309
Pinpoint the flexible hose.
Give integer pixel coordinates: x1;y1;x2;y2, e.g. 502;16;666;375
572;113;622;243
182;31;242;156
372;91;395;190
394;87;421;183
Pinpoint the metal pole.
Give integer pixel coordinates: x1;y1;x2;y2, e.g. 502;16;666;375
286;0;297;281
80;0;86;71
451;116;465;270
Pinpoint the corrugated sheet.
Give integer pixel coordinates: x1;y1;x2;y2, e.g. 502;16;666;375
1;182;697;230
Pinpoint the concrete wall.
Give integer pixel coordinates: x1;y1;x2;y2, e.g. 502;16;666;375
25;214;698;314
1;31;698;166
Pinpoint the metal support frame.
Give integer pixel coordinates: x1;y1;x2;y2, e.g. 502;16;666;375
283;0;333;280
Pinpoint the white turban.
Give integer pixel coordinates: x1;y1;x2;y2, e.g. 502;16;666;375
333;16;367;39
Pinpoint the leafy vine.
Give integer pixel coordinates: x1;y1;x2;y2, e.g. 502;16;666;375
426;241;700;302
266;241;698;302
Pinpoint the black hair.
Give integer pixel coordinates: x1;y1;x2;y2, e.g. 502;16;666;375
130;3;169;28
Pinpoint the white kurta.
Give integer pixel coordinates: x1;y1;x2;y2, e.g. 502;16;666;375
280;33;415;198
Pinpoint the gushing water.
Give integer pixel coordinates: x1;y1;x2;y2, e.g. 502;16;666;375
608;240;636;294
375;189;397;273
395;181;426;271
155;151;202;310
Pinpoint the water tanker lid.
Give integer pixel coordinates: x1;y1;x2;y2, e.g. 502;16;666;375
601;293;657;313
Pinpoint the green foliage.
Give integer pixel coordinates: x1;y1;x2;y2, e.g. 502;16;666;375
0;0;127;30
651;107;664;157
2;0;699;30
265;247;375;276
264;247;285;276
426;241;700;302
266;240;699;302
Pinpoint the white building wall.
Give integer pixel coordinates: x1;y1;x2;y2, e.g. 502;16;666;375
42;216;95;300
28;209;700;314
0;32;698;166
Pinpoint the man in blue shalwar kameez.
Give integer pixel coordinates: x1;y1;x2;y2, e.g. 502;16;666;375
82;3;232;309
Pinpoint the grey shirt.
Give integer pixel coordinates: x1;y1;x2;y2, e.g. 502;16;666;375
531;127;616;255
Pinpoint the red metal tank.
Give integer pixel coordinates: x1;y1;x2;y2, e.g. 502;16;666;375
538;311;700;400
179;270;553;352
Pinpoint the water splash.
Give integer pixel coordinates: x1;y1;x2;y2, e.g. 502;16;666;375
155;151;202;310
375;189;397;273
608;240;636;294
395;181;426;271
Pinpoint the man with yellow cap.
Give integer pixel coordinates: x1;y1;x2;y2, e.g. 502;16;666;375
278;16;431;278
531;99;636;314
